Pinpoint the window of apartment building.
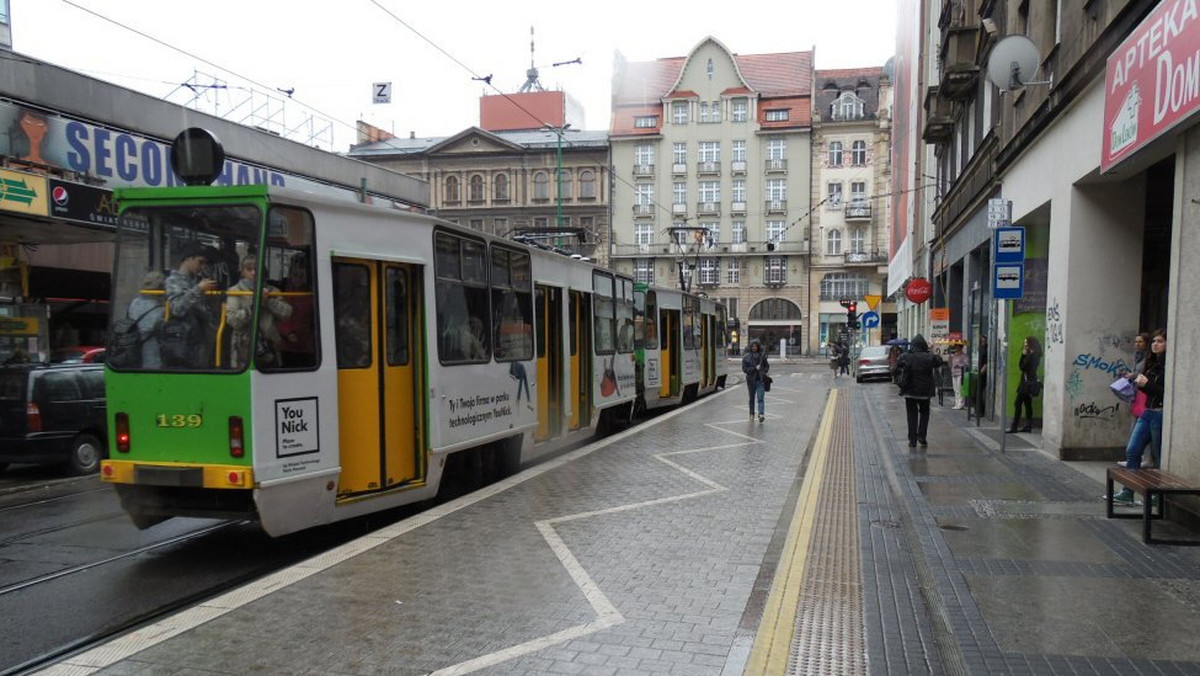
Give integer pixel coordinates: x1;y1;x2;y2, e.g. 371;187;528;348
851;140;868;166
828;182;843;206
727;258;741;284
765;109;790;122
731;98;749;122
850;181;867;205
444;175;460;202
732;179;746;203
767;220;786;242
766;139;787;160
731;221;746;244
699;141;721;163
635;183;654;205
826;228;842;255
699;258;719;285
850;228;865;253
635;223;654;245
579;170;596;199
701;221;719;244
699;181;720;203
533;171;550;200
468;174;484;202
469;218;484;231
674;182;687;205
560;216;571;229
835;93;864;120
493;217;507;235
558;170;573;200
700;102;711;123
828;141;843;167
534;216;549;228
765;256;787;284
672;101;689;124
732;140;746;162
494;173;509;201
635;144;655;166
579;216;594;234
821;272;869;299
710;100;722;123
766;179;787;202
635;115;658;128
673;142;687;165
635;259;654;284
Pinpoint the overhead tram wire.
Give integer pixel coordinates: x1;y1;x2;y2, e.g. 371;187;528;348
365;0;682;225
55;0;423;157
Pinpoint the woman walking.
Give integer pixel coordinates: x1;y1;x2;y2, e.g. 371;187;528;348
742;339;769;422
1008;336;1043;433
894;334;943;448
1112;329;1168;505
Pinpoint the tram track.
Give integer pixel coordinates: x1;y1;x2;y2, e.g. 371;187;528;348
0;486;111;513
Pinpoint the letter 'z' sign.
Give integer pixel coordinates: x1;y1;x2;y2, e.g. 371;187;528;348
373;82;392;104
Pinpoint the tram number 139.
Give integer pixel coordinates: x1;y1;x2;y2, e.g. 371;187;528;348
156;414;204;428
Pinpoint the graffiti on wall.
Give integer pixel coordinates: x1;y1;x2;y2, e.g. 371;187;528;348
1045;298;1064;345
1073;401;1120;420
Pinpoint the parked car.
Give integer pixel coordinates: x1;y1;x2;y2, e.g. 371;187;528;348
0;363;107;475
852;345;893;383
51;346;106;364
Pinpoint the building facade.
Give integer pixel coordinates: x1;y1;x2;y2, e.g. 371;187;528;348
609;37;814;355
808;67;895;354
348;122;610;266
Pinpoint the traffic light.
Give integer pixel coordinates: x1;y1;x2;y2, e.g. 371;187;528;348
846;301;858;329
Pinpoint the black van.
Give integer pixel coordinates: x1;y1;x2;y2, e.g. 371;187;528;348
0;363;107;475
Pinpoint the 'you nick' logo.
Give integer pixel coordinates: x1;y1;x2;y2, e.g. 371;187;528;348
1111;84;1142;155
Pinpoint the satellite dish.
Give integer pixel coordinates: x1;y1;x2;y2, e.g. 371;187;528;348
985;35;1043;91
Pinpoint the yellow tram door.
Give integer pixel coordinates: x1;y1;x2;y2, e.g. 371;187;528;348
660;309;679;398
536;285;565;441
569;290;592;430
333;259;424;498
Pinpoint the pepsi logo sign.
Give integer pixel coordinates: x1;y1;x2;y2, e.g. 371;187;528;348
52;185;69;207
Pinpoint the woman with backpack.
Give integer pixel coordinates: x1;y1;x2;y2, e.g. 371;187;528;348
742;339;769;423
893;334;944;448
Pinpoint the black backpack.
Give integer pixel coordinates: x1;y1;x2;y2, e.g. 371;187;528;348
895;359;911;393
107;305;159;368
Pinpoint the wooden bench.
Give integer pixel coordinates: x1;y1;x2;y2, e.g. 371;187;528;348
1106;468;1200;545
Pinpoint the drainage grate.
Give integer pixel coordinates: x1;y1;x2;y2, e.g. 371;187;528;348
787;395;867;675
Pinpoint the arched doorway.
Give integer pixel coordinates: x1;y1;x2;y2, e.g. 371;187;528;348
748;298;802;356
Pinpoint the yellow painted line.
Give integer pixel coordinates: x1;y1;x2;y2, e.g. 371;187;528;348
745;389;839;675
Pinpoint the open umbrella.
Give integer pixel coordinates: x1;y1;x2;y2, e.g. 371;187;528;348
884;338;910;346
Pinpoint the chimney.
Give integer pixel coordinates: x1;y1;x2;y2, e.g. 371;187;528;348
410;131;416;139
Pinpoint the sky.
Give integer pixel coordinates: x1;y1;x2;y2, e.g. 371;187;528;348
10;0;898;152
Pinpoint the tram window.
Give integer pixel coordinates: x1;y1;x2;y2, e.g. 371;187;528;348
592;272;615;355
491;247;533;362
683;299;698;350
386;267;409;366
616;299;635;354
110;204;261;373
263;207;319;371
435;231;490;364
333;263;372;369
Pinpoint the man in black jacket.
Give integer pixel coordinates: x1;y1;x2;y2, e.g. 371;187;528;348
894;334;944;448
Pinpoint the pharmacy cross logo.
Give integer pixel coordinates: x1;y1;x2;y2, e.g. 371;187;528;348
1111;83;1142;156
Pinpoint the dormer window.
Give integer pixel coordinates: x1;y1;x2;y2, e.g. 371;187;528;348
833;92;865;121
707;58;715;79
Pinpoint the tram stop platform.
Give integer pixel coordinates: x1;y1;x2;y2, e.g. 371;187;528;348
41;372;1200;675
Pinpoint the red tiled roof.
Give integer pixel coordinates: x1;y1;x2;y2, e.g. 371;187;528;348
815;66;884;79
613;50;814;103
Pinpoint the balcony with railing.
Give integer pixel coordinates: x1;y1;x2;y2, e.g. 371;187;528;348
731;160;747;175
764;158;787;173
632;204;655;218
765;200;787;214
696;201;721;216
633;164;655;178
939;22;980;100
844;202;872;221
843;248;888;265
672;203;688;215
730;201;747;215
697;161;721;176
922;86;954;143
672;163;687;176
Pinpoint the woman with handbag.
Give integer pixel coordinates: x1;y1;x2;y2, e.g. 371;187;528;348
1112;329;1167;505
742;339;769;423
1008;336;1043;433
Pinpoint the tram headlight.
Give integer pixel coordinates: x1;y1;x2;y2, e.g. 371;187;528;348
116;412;131;452
229;416;245;458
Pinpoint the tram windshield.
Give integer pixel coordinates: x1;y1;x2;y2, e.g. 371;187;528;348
109;205;262;373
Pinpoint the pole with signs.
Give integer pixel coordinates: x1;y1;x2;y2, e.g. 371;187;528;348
991;204;1025;453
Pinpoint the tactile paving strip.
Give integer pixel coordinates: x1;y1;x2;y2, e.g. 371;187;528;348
787;394;867;675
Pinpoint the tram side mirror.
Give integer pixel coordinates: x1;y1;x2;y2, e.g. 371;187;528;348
171;128;226;186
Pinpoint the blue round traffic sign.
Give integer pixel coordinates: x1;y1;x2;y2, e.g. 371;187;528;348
861;311;880;329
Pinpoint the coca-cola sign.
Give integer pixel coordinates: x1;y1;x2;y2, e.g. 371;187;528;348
906;278;933;304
